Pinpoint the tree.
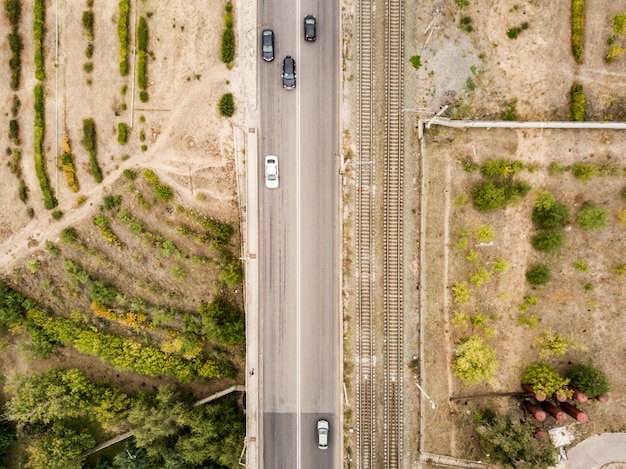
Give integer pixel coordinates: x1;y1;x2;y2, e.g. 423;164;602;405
127;385;189;454
476;413;557;469
532;190;570;228
452;335;498;385
567;364;610;398
25;424;95;469
112;440;149;469
522;363;569;398
6;368;93;424
200;297;245;346
531;230;564;252
577;202;608;230
525;264;552;285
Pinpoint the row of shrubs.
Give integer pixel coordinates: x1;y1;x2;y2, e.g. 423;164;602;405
34;0;45;80
0;281;233;381
570;83;585;121
34;84;57;209
221;1;235;64
137;16;149;102
7;30;22;91
82;118;103;182
118;0;130;75
143;168;173;201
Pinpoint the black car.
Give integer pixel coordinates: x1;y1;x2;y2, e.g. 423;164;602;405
262;29;274;62
282;56;296;90
304;15;316;42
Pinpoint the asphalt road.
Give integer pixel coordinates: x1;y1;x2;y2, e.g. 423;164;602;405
258;0;339;467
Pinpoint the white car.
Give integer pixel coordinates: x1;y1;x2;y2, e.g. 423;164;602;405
265;156;279;189
317;419;329;449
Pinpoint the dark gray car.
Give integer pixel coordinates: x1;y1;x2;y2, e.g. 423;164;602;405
282;56;296;90
262;29;274;62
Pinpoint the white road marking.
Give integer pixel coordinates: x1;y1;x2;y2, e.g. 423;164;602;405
296;2;302;468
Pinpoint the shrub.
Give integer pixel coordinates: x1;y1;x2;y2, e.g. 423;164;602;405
474;225;495;243
572;161;597;181
577;202;608;230
199;297;245;346
9;119;20;144
613;12;626;34
118;0;130;75
89;281;118;305
476;413;557;468
61;138;79;192
143;169;173;201
34;84;57;209
535;332;571;358
522;363;569;398
82;10;94;40
532;190;570;228
526;264;552;285
221;28;235;64
51;210;63;220
8;32;22;90
83;62;93;73
82;118;102;182
471;180;530;211
139;91;149;102
567;364;610;398
452;281;472;305
85;43;94;58
34;0;45;80
219;93;235;117
531;230;564;253
5;0;21;25
606;41;625;63
506;26;522;39
118;122;128;144
570;83;585;121
453;336;498;385
480;159;524;179
571;0;585;64
409;55;422;69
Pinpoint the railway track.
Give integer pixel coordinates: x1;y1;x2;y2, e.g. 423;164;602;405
355;0;404;465
383;0;404;466
355;0;375;465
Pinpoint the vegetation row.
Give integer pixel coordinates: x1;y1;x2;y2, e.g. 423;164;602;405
118;0;130;76
34;84;57;209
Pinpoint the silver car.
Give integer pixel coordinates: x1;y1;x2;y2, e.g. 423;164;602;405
265;156;279;189
317;419;329;449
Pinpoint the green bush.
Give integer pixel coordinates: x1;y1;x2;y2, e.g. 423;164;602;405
34;84;57;209
506;26;522;39
82;118;102;183
85;43;94;59
83;62;93;73
219;93;235;117
118;122;128;145
570;83;585;121
526;263;552;285
531;230;564;252
577;202;608;230
82;10;94;40
51;210;63;220
4;0;21;25
452;336;498;385
89;281;118;305
117;0;130;76
532;190;570;228
471;180;530;211
567;364;610;398
622;186;626;199
143;169;173;201
8;32;22;90
522;362;569;397
571;0;585;64
139;91;149;102
221;28;235;64
9;119;19;144
410;55;422;69
34;0;45;80
200;297;245;346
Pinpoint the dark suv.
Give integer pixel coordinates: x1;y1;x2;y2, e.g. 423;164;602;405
304;15;316;41
282;56;296;90
262;29;274;62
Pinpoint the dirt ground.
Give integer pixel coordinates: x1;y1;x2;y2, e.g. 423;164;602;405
402;0;626;463
0;0;245;400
